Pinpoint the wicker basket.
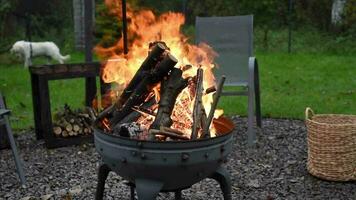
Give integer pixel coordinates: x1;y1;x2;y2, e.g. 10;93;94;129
305;107;356;181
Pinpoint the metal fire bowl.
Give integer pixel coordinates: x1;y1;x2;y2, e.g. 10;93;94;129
94;123;234;191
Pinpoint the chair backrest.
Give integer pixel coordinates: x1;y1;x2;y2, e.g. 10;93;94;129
195;15;253;85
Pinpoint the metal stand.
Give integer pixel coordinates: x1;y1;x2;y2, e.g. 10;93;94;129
0;109;26;185
95;164;111;200
209;167;232;200
95;164;231;200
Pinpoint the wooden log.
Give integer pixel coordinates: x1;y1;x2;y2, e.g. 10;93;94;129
73;124;80;132
200;108;210;138
110;53;178;126
160;126;185;136
62;130;69;137
149;129;189;140
202;76;226;138
118;98;156;124
149;68;188;140
97;43;166;121
191;68;204;140
53;126;62;136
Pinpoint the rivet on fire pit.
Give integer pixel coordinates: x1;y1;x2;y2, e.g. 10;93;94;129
121;158;127;163
204;153;209;159
100;148;103;152
181;153;190;161
162;157;167;162
220;146;225;153
131;151;137;157
137;142;143;148
140;153;146;160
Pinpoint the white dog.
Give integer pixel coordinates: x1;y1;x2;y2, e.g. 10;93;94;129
10;41;70;68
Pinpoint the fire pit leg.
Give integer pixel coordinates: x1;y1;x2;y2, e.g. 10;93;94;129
135;179;163;200
174;190;182;200
209;167;232;200
95;164;111;200
130;184;135;200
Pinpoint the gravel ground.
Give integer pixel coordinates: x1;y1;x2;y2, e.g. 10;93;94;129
1;117;355;200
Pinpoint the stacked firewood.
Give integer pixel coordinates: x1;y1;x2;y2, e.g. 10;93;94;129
53;104;96;138
96;42;225;141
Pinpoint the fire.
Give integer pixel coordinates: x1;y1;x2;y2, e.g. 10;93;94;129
95;1;224;138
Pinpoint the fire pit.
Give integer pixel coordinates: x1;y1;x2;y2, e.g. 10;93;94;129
92;2;237;199
94;117;234;200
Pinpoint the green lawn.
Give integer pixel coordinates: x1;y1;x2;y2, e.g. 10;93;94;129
221;52;356;118
1;51;355;130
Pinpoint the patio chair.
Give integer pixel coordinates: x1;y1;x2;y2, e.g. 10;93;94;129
0;93;26;185
195;15;262;146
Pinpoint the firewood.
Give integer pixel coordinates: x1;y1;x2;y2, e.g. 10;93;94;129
84;128;90;134
200;109;210;138
53;126;62;136
62;130;69;137
191;68;204;139
149;129;189;140
205;86;216;94
110;53;178;126
73;124;80;132
68;131;75;136
160;126;185;136
96;43;166;122
203;76;226;138
149;68;189;140
65;123;73;132
118;98;156;124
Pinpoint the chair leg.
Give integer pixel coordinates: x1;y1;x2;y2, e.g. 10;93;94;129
254;64;262;128
4;115;26;185
247;86;256;147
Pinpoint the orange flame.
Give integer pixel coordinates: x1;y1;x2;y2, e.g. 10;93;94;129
95;1;224;138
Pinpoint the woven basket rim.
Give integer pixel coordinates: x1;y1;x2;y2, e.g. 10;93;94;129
306;114;356;126
305;108;356;126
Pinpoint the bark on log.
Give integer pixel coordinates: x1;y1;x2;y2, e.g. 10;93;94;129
191;68;204;139
149;68;188;140
149;129;189;140
110;53;178;126
117;98;156;124
203;76;225;138
114;43;166;109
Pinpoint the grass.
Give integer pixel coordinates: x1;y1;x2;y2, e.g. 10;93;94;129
0;52;89;129
220;52;356;118
1;27;355;130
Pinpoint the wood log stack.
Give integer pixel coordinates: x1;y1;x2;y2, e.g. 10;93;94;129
53;104;96;138
96;42;225;141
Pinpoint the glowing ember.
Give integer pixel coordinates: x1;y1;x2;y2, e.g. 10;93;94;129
95;1;224;139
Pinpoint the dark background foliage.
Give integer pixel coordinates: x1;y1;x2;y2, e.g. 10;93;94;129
0;0;355;52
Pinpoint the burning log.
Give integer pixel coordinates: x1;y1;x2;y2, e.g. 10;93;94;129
110;53;178;126
202;76;226;138
149;129;189;141
96;43;167;122
117;98;156;124
149;68;189;140
191;68;204;139
114;43;167;109
113;122;142;138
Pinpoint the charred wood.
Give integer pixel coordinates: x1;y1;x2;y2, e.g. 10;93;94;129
191;68;204;139
203;76;225;138
149;129;189;140
110;53;178;126
149;68;188;140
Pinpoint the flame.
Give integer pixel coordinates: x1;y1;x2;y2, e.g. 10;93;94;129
95;1;224;138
